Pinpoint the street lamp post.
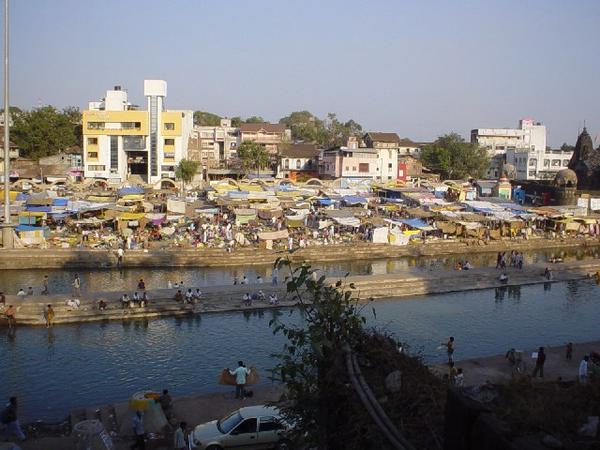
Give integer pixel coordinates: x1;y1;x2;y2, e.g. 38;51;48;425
1;0;13;248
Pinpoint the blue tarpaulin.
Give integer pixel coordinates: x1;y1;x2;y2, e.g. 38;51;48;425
342;195;368;205
317;197;333;206
117;186;145;196
25;205;52;212
397;218;432;230
52;198;68;206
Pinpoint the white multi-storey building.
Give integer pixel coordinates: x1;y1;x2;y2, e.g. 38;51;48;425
82;80;193;184
471;119;571;180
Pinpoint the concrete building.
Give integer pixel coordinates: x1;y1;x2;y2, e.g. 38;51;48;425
192;118;239;164
320;137;397;181
471;118;571;180
277;143;320;181
82;80;193;184
238;123;291;155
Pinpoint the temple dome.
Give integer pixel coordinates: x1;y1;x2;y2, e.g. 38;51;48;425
554;168;578;187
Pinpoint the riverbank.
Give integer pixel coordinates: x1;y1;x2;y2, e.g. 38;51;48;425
1;235;599;270
18;385;286;450
3;256;600;326
431;340;600;386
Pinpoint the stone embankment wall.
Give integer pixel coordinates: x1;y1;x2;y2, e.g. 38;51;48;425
4;258;600;327
0;237;599;270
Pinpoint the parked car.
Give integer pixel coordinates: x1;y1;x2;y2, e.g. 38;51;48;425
189;405;292;450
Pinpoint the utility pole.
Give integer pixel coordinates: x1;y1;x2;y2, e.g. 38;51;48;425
1;0;13;248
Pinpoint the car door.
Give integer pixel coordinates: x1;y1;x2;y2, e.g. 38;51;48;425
254;416;287;448
222;417;259;448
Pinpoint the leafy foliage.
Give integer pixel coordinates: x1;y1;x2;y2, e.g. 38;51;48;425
175;159;200;190
236;141;271;175
278;111;363;148
421;133;489;180
12;106;82;159
269;259;370;446
193;111;222;126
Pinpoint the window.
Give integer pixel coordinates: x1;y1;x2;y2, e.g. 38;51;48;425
121;122;141;129
87;137;98;145
358;163;369;173
551;159;561;167
259;417;285;432
562;160;569;167
164;122;175;130
164;152;175;159
284;159;289;169
87;122;105;130
543;159;550;167
164;138;175;146
87;165;105;171
296;159;302;169
388;163;393;169
161;165;175;172
345;166;349;171
529;158;537;167
232;418;257;435
87;152;98;159
352;166;357;172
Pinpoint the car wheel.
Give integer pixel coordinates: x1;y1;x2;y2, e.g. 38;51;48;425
276;439;292;450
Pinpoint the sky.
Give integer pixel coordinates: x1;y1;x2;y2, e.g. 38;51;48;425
6;0;600;147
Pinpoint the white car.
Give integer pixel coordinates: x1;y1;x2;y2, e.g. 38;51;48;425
189;405;292;450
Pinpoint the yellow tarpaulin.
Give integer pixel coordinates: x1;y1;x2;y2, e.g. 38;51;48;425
121;194;144;201
118;212;146;220
0;191;19;201
18;211;46;217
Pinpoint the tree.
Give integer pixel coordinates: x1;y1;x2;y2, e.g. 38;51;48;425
12;106;81;159
323;113;363;147
421;133;489;179
175;159;200;194
560;143;575;152
279;110;327;144
236;141;270;177
244;115;265;124
193;111;222;126
269;259;370;447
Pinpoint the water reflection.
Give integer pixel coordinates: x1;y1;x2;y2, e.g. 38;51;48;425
1;248;598;296
2;280;600;424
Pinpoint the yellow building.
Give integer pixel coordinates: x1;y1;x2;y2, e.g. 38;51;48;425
82;80;193;184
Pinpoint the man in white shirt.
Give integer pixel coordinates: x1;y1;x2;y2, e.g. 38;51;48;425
228;361;251;399
579;356;589;384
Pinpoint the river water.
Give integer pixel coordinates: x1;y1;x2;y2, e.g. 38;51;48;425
1;278;600;423
0;247;597;295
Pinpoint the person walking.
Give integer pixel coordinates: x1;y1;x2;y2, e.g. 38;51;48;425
130;410;145;450
72;274;81;297
579;356;589;384
173;422;187;450
565;342;573;361
532;347;546;378
271;268;278;286
1;397;26;442
44;304;55;328
228;361;251;399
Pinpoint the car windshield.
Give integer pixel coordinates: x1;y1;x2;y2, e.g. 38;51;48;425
217;411;243;434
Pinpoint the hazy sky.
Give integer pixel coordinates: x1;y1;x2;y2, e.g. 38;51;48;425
7;0;600;146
